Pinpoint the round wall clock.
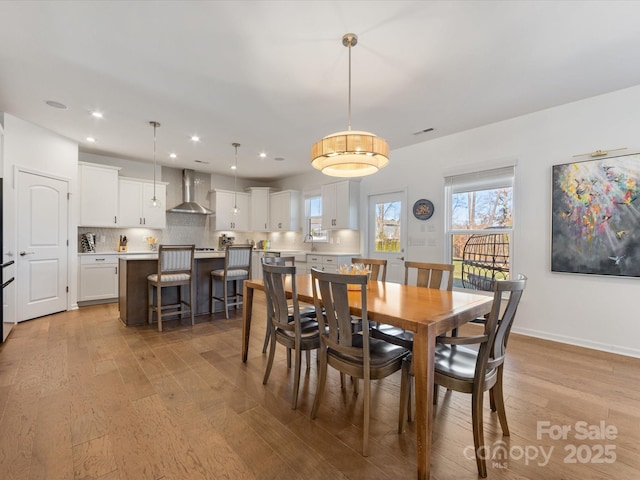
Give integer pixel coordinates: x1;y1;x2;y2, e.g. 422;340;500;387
413;199;434;220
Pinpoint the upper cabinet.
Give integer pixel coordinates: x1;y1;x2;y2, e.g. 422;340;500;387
270;190;300;231
118;178;167;229
247;187;274;232
321;180;359;230
211;189;250;231
79;162;120;227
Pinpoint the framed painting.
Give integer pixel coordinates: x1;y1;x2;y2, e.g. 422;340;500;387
552;153;640;277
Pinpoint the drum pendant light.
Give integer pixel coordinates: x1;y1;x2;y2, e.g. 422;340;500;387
311;33;389;177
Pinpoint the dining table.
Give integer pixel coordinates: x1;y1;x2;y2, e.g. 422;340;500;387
241;274;494;480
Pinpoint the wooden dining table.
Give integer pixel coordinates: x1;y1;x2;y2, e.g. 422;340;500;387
241;275;493;480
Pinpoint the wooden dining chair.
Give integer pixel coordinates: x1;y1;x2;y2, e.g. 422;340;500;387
211;245;252;319
147;244;195;332
261;255;316;354
350;257;387;282
262;264;321;409
398;274;527;477
310;268;410;456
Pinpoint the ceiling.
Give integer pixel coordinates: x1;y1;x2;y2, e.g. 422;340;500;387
2;1;640;181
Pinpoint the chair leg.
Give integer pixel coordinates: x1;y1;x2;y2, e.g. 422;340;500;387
362;374;371;456
148;283;153;324
223;279;229;319
311;346;327;419
190;282;195;326
398;358;411;433
157;286;163;332
471;389;487;478
292;346;302;409
262;317;271;353
286;348;292;369
262;325;277;385
492;367;510;436
305;349;311;370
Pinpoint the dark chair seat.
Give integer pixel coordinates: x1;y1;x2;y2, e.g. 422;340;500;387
434;344;496;382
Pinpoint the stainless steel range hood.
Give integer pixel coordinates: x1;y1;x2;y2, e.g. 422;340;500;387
167;169;214;215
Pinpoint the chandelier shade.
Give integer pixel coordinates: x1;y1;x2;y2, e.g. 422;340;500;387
311;130;389;177
310;33;389;177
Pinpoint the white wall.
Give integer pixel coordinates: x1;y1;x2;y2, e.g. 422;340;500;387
2;113;79;315
355;85;640;358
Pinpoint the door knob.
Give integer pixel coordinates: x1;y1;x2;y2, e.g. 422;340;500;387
396;256;405;261
20;251;35;256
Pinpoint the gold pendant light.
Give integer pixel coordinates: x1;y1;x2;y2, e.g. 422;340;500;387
311;33;389;177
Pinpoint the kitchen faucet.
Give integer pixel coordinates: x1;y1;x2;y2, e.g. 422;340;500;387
304;219;316;251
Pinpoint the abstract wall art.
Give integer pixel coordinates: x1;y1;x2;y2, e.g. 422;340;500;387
551;153;640;277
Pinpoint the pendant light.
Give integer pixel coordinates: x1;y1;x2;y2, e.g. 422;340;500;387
232;142;240;214
311;33;389;177
149;121;161;207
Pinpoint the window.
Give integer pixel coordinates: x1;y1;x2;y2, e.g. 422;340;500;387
445;166;515;290
304;193;328;242
373;199;401;252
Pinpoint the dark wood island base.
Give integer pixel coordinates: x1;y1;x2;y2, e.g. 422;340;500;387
118;254;232;326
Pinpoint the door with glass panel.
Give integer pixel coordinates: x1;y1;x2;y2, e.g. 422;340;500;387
367;191;406;283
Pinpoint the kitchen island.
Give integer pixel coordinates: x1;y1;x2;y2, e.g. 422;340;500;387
118;252;230;326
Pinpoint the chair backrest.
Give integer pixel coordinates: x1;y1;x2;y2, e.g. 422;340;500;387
224;245;252;274
261;255;295;266
479;274;527;377
404;261;453;290
351;257;387;282
311;268;369;361
157;244;195;277
263;264;301;333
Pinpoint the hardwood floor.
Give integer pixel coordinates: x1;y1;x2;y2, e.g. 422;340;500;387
0;299;638;479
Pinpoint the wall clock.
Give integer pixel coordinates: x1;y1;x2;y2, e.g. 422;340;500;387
413;199;434;220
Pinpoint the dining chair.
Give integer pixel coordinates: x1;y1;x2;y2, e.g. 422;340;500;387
262;263;321;409
350;257;387;282
211;245;252;319
398;274;527;478
310;268;410;456
261;255;316;354
371;261;454;349
147;244;195;332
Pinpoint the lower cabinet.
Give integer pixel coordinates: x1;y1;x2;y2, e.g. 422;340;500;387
305;254;352;274
78;255;119;303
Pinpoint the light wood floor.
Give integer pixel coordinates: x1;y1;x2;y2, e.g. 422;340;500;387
0;299;638;480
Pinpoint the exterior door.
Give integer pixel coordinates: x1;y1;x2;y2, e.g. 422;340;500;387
367;191;407;283
17;171;68;321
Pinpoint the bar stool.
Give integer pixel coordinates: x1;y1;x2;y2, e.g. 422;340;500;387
211;245;252;318
147;244;195;332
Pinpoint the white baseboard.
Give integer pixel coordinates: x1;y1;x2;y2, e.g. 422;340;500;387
511;327;640;359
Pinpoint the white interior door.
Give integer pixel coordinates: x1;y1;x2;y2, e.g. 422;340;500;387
17;171;68;321
367;191;407;283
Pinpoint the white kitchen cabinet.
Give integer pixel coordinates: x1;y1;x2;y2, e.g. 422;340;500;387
79;162;120;227
321;180;359;230
270;190;300;231
78;255;119;303
118;178;167;229
212;189;250;231
247;187;273;232
306;254;352;274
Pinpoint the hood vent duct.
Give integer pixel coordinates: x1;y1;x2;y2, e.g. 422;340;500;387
167;169;214;215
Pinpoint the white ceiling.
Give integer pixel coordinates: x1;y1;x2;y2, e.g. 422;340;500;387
2;1;640;181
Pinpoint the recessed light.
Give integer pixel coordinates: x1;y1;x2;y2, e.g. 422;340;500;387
191;135;200;142
45;100;67;109
86;137;96;142
91;111;103;118
169;153;177;159
230;165;237;170
259;152;267;158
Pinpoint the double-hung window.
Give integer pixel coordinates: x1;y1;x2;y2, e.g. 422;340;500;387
445;165;515;290
304;192;328;242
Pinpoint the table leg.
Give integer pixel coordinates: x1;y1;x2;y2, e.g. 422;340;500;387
413;324;436;480
241;283;254;362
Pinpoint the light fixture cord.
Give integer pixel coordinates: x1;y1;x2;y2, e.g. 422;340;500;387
152;123;157;200
233;143;239;210
347;38;352;131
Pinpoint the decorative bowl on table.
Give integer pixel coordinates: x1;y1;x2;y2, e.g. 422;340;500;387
339;263;371;290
